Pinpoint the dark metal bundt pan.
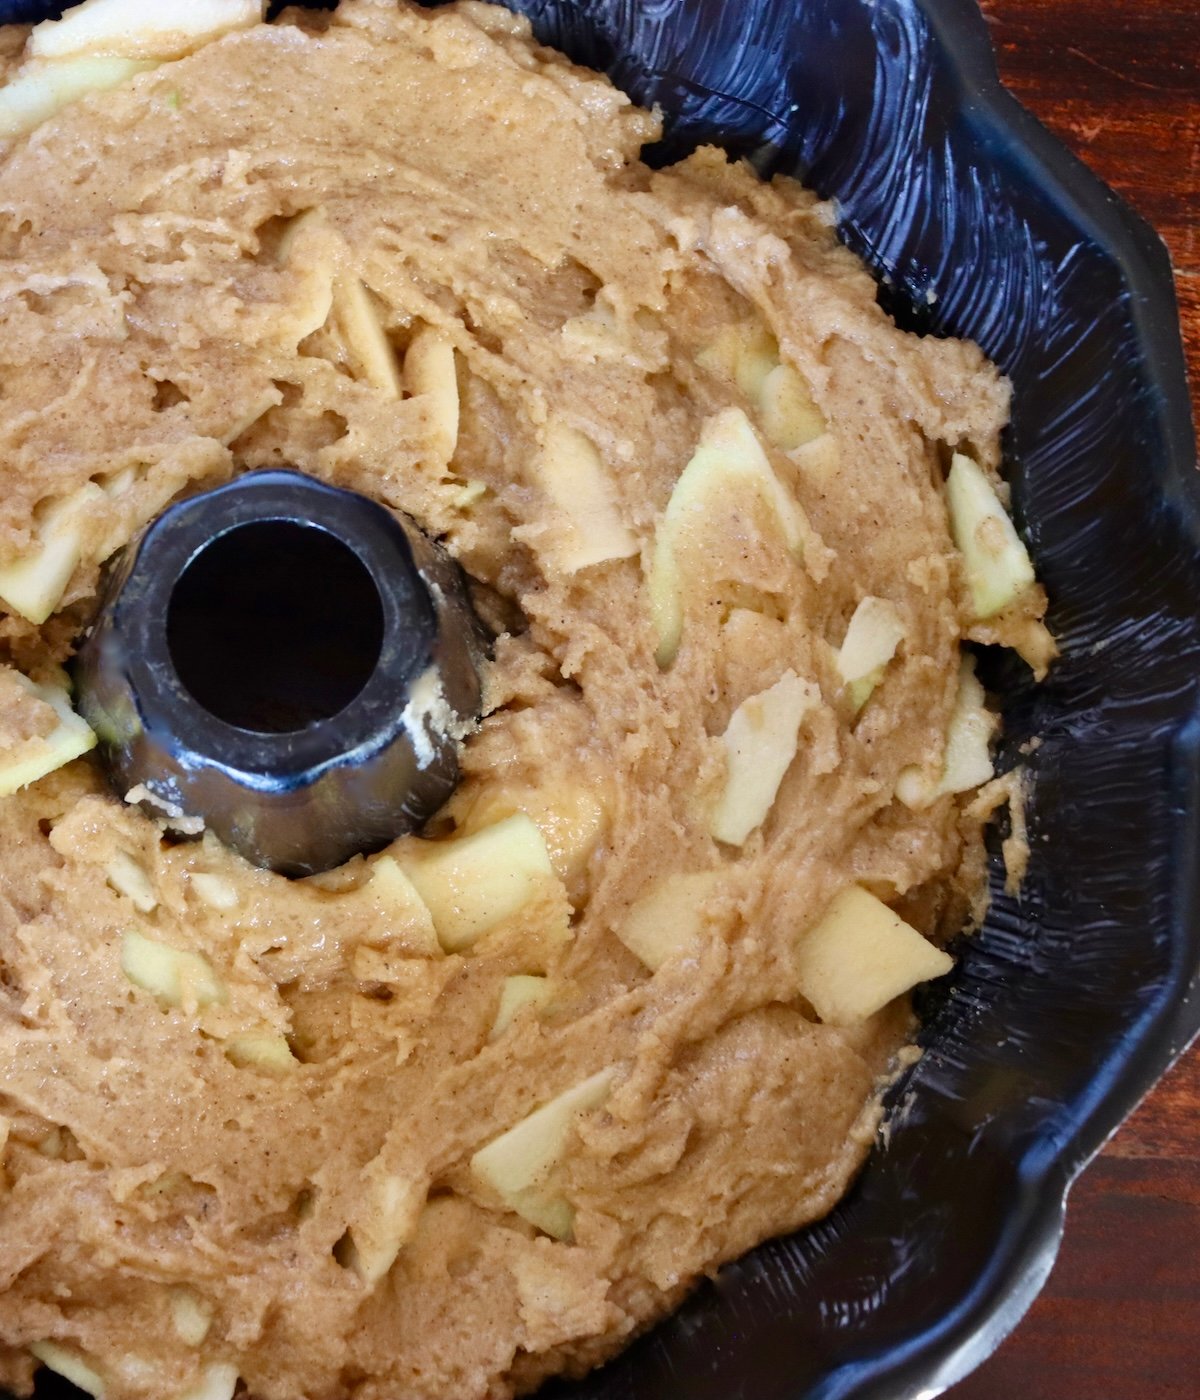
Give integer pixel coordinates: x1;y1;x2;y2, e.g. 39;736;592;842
0;0;1195;1396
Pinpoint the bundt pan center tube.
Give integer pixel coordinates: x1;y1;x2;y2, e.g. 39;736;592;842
0;0;1195;1398
73;469;485;877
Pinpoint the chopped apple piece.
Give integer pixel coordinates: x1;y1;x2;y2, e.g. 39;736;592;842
490;974;552;1039
696;320;778;401
470;1069;614;1240
448;478;487;510
400;815;563;953
649;407;806;665
359;854;439;955
120;929;227;1009
527;421;638;573
0;671;96;795
177;1362;239;1400
697;321;824;450
836;597;907;711
711;670;817;847
616;871;721;971
30;0;263;62
940;658;998;795
454;780;608;892
404;326;459;461
946;453;1036;619
104;851;157;913
223;1030;295;1073
169;1287;214;1347
334;274;401;398
897;657;997;808
189;872;239;912
274;208;336;342
0;55;158;139
795;884;954;1024
0;484;105;624
759;362;825;451
29;1342;105;1399
344;1173;426;1284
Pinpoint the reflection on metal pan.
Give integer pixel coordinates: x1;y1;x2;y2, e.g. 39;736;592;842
1;1;1196;1398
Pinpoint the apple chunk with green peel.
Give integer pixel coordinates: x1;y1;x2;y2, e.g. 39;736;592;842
526;420;639;573
120;929;227;1010
0;669;97;796
649;407;807;666
795;884;954;1024
615;870;721;971
896;656;997;809
29;0;264;62
710;669;817;847
946;452;1036;619
399;814;567;954
470;1069;615;1240
836;596;907;711
0;55;158;139
0;483;105;624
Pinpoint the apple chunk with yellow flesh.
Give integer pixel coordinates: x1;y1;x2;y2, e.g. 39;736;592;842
120;929;227;1009
490;974;552;1039
946;453;1035;619
470;1069;614;1240
896;656;997;808
358;854;439;955
451;777;609;897
616;871;720;971
711;669;817;847
30;0;264;62
836;596;907;711
0;55;158;139
696;320;778;401
759;362;825;451
332;273;402;399
103;851;157;913
29;1343;105;1399
169;1288;214;1347
528;420;638;573
0;669;96;795
0;484;105;624
795;884;953;1024
223;1030;295;1073
399;814;566;953
649;407;806;666
178;1362;239;1400
696;320;825;450
404;326;459;461
274;208;336;342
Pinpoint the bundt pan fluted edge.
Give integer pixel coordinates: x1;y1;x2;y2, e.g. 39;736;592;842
0;0;1196;1398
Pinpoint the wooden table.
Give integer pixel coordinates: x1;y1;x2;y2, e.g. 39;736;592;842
956;3;1199;1396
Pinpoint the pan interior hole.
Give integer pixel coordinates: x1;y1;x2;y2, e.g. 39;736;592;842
167;520;384;734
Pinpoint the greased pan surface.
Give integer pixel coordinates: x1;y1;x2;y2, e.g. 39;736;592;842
1;2;1196;1398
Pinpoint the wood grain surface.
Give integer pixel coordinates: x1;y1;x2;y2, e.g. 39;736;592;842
956;3;1199;1396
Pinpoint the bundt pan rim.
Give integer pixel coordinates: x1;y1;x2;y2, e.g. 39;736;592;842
0;0;1194;1397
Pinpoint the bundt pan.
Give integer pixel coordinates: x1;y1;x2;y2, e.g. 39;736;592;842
1;0;1197;1397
